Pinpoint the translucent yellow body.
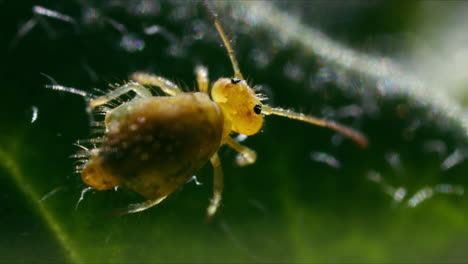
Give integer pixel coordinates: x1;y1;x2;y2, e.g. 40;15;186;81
82;93;224;200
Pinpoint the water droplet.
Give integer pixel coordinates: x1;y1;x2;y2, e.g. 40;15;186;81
120;34;145;52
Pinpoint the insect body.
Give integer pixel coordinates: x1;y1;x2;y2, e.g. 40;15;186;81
49;1;367;220
82;92;224;209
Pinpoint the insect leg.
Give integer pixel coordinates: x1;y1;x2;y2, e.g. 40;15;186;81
109;196;167;216
225;136;257;166
206;152;223;222
89;81;152;108
131;72;182;96
195;65;209;93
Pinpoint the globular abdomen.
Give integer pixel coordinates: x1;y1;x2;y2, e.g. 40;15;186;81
81;92;224;200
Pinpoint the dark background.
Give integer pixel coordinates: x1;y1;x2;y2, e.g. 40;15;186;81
0;0;467;263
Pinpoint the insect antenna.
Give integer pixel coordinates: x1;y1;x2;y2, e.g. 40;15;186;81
262;105;369;148
201;0;244;79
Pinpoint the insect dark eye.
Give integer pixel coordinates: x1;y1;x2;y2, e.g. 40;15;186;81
253;104;262;115
230;77;241;84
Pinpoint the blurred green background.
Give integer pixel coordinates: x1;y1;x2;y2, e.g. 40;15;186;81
1;1;467;263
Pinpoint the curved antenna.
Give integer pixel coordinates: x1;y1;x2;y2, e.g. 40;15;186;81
201;0;244;79
262;105;369;148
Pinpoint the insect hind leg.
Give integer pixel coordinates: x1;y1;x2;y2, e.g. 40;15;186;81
108;196;168;216
46;83;96;124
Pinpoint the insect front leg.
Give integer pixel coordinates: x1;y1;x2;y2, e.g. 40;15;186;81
89;82;153;108
225;136;257;166
131;72;182;96
206;152;223;222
